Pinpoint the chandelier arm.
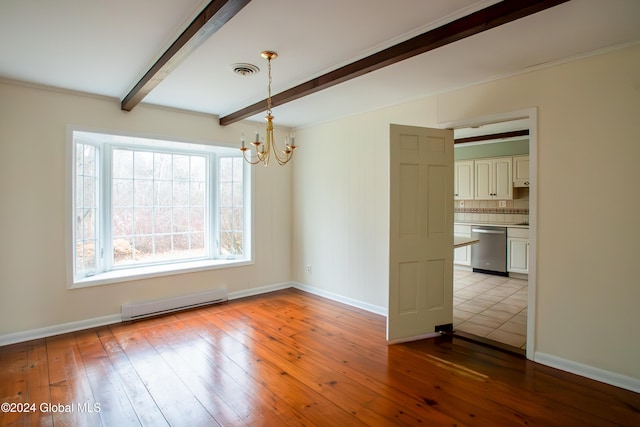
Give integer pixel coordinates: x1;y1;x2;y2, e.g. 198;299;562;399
241;149;264;165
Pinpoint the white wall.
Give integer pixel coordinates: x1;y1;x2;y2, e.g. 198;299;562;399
0;82;292;336
292;44;640;382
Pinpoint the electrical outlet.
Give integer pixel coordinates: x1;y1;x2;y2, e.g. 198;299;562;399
306;265;312;273
498;200;507;208
459;200;464;208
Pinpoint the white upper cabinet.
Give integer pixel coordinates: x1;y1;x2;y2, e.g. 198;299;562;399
513;155;530;187
474;157;513;200
454;160;474;200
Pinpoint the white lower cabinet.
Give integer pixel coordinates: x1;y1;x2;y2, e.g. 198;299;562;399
454;224;472;266
507;227;529;274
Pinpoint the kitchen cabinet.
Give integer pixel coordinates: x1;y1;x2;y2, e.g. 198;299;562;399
475;157;513;200
513;155;530;187
507;227;529;274
454;224;472;266
454;161;474;200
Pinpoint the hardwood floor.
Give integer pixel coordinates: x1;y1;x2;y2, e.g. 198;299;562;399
1;288;638;426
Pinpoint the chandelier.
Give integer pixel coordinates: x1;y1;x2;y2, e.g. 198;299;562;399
240;51;297;166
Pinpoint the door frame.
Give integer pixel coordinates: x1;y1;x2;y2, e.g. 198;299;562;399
440;107;537;360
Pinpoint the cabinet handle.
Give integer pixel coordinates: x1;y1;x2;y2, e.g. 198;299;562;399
524;181;529;186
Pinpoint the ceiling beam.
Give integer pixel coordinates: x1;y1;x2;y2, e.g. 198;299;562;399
121;0;252;112
220;0;569;126
455;129;530;144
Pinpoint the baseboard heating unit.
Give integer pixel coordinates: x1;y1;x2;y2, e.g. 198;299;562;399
121;288;228;321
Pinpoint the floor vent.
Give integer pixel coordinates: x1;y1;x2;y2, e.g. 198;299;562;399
121;288;227;321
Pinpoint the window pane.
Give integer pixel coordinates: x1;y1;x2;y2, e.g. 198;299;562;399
219;231;232;256
190;182;205;206
83;145;97;176
190;156;206;181
232;158;243;181
154;153;172;180
134;151;153;179
220;158;232;180
220;182;232;206
83;209;96;240
83;176;96;207
112;179;133;207
112;150;132;178
154;207;172;234
113;208;133;237
173;234;189;252
190;207;205;231
191;233;205;252
173;181;189;206
134;179;153;207
218;156;244;257
173;155;189;180
113;238;135;264
134;207;153;235
172;208;189;233
155;181;172;206
75;142;99;279
232;182;243;205
232;232;244;255
134;235;153;260
154;235;172;256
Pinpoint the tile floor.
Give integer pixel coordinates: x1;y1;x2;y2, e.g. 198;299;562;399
453;269;528;349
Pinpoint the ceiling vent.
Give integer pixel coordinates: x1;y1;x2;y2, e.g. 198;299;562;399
230;63;260;76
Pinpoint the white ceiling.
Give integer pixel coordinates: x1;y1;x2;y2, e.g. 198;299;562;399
1;0;639;130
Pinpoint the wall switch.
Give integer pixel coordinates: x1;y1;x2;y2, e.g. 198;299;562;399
459;200;464;208
498;200;507;208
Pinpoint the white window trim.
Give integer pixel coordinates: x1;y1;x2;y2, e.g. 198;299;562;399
65;127;253;289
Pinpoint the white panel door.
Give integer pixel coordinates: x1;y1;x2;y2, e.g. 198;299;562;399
388;124;454;342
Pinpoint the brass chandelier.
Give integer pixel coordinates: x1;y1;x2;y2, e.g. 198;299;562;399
240;51;297;166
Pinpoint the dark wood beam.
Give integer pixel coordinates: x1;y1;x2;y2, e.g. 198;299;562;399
121;0;252;112
455;129;530;144
220;0;569;126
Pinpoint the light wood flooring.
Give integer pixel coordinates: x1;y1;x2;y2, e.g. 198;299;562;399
1;288;638;426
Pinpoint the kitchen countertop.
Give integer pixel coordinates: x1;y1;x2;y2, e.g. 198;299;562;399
454;236;480;248
455;221;529;229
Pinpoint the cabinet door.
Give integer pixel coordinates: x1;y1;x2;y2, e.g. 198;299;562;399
493;157;513;199
508;238;529;273
454;161;474;200
474;159;493;200
454;245;471;266
513;155;530;187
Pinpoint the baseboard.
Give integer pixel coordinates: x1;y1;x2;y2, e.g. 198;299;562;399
291;282;388;317
0;314;122;347
535;352;640;393
228;282;293;300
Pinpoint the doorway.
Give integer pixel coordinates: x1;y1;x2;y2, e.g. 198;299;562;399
442;109;537;359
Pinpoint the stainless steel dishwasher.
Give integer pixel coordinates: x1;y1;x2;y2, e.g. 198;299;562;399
471;226;507;275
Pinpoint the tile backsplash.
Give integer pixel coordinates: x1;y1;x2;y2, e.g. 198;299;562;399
454;188;529;224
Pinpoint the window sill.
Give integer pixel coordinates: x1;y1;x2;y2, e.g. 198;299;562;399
70;258;252;289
